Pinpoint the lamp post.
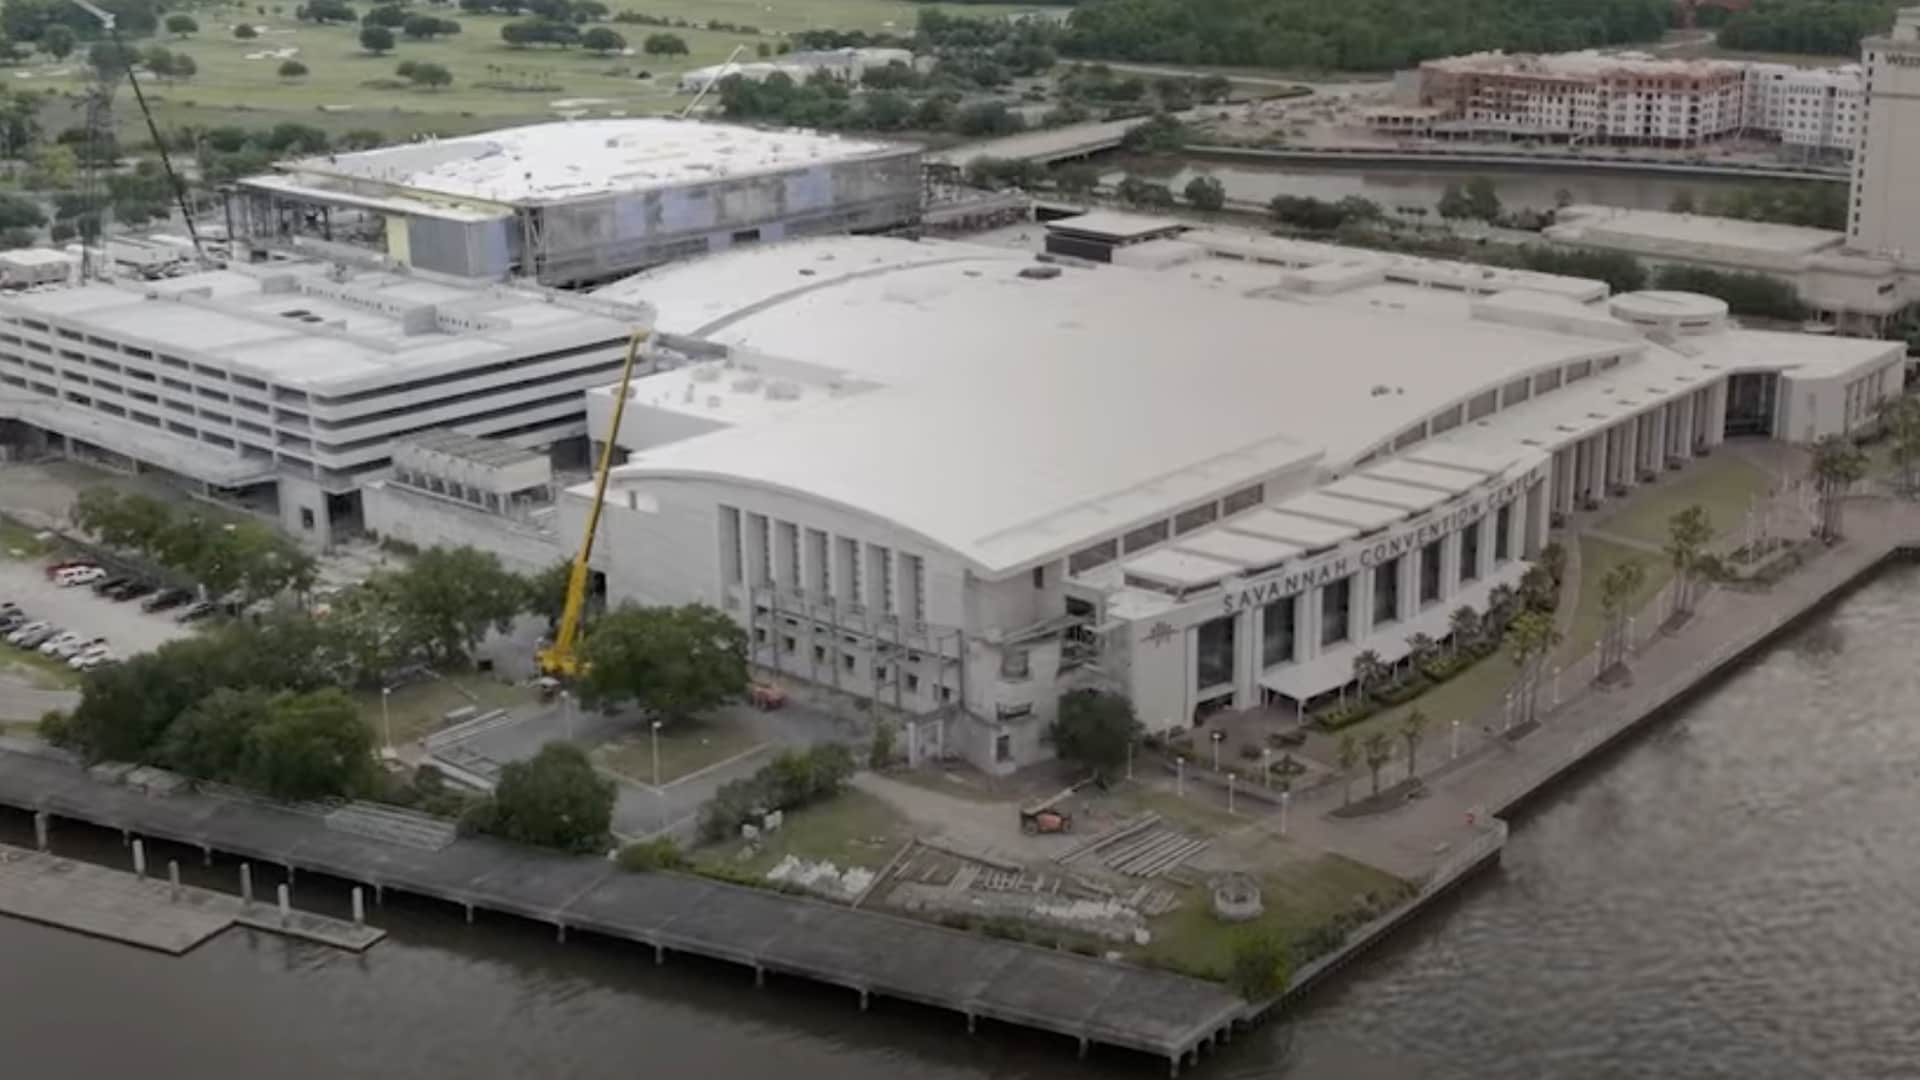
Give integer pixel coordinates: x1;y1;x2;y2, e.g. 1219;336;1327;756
1451;717;1460;760
379;686;392;752
1209;730;1223;772
1261;747;1272;789
1226;772;1236;816
651;720;663;788
1280;787;1291;836
1125;737;1133;782
1176;756;1185;798
560;689;574;743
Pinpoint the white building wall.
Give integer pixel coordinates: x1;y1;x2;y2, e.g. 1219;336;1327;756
1853;9;1920;254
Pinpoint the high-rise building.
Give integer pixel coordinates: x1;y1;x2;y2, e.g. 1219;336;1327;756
1850;6;1920;254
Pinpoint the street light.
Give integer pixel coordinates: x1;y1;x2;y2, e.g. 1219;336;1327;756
1280;787;1291;836
1176;755;1185;798
1209;729;1224;772
1261;747;1272;789
379;686;392;752
560;689;574;742
1125;737;1133;782
1226;772;1236;816
651;720;663;788
1451;717;1460;760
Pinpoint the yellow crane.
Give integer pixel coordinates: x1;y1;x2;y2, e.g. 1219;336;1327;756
537;328;650;679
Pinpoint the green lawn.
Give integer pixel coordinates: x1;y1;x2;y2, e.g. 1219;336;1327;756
356;671;540;747
36;0;1031;138
1559;537;1673;664
0;651;81;690
591;712;764;785
0;720;41;739
1138;852;1404;980
1592;455;1774;548
703;788;912;875
0;516;51;561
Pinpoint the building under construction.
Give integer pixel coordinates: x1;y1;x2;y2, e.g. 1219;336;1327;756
230;118;923;287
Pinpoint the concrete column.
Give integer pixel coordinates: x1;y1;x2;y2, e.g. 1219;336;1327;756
1554;447;1575;514
132;839;146;878
1707;382;1728;447
32;811;47;851
1232;608;1258;710
1620;418;1639;486
1475;514;1494;580
241;863;254;908
1676;396;1696;459
1654;402;1671;466
743;513;770;587
771;519;797;591
1299;586;1324;660
1351;561;1376;640
277;883;291;928
352;888;365;926
1397;552;1417;622
1439;530;1462;601
167;861;181;902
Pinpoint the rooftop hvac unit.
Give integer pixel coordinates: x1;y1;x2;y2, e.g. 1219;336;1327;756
690;365;722;382
731;376;763;393
765;380;802;401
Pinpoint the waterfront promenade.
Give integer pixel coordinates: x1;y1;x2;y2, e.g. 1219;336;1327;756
1286;495;1920;881
0;741;1241;1073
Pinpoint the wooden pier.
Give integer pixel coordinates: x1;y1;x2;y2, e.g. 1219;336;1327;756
0;745;1241;1073
0;841;384;955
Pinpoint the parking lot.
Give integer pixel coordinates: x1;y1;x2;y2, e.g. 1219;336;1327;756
0;555;197;659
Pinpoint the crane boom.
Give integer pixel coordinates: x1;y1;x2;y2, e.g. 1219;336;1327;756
71;0;204;263
538;328;650;678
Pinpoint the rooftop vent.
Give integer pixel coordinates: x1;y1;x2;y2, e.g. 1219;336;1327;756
1018;265;1062;281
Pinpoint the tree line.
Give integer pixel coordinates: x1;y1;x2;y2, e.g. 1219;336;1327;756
1716;0;1896;56
1057;0;1674;72
73;488;316;602
1676;183;1848;231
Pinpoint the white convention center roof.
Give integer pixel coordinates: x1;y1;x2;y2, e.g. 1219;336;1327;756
597;237;1621;574
275;119;909;205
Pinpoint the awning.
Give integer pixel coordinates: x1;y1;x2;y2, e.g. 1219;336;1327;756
1256;561;1531;701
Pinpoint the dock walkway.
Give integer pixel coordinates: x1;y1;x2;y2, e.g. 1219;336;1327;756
0;747;1241;1072
0;842;383;954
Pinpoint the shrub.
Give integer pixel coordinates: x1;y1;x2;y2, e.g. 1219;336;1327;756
1419;654;1471;683
1313;699;1377;731
1228;932;1290;1000
1236;742;1263;761
617;837;685;872
696;742;856;843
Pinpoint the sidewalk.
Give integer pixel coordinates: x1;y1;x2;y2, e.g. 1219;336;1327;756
1284;496;1919;879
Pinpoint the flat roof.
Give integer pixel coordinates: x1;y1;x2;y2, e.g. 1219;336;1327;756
1270;491;1407;532
1121;548;1244;589
1044;211;1186;243
598;236;1618;573
1319;475;1450;513
268;119;912;206
1;260;645;393
401;428;544;469
1169;530;1299;568
1226;509;1359;550
1547;204;1845;260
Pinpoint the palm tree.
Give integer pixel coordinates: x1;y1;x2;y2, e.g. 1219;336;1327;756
1504;609;1561;724
1597;559;1646;674
1485;584;1517;635
1362;731;1393;797
1809;434;1869;541
1336;731;1358;806
1877;394;1920;494
1351;649;1385;698
1664;504;1713;619
1448;606;1482;655
1400;709;1429;779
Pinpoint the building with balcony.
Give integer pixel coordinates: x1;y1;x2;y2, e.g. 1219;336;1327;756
0;256;647;548
566;222;1900;774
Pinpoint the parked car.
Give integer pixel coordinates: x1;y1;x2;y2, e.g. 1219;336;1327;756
54;566;105;588
75;652;118;671
174;600;214;623
5;620;49;645
90;575;130;596
112;581;157;602
69;645;113;669
141;588;193;613
43;560;89;580
38;631;85;656
15;625;61;649
50;635;105;660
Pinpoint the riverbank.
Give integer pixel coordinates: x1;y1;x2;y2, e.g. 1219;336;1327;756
1259;491;1920;1007
0;739;1240;1074
1186;143;1849;183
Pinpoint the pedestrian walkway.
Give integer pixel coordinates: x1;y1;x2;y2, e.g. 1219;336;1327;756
1286;496;1920;880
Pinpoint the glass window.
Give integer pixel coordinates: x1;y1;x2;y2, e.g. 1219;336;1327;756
1373;558;1400;626
1495;505;1512;563
1222;484;1264;515
1420;539;1443;605
1195;615;1236;690
1320;576;1351;647
1174;502;1219;535
1460;521;1481;584
1123;520;1168;553
1262;598;1295;668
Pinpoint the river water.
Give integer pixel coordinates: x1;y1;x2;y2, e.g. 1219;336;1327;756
1100;155;1834;216
5;567;1920;1079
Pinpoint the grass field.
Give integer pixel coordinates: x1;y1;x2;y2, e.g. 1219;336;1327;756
0;516;52;561
355;671;539;746
1140;853;1404;980
1593;455;1775;549
0;650;81;690
591;710;764;785
704;787;912;874
27;0;1034;138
